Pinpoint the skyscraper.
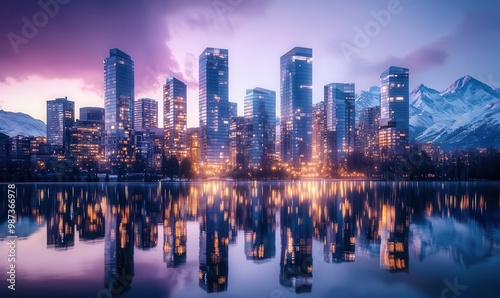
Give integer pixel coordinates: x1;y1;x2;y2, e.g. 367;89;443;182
163;77;187;158
229;102;238;119
324;83;356;164
244;88;276;169
199;48;230;166
80;107;105;122
379;66;409;155
280;47;313;165
46;97;74;151
312;101;327;165
134;98;158;129
104;48;135;170
357;106;380;159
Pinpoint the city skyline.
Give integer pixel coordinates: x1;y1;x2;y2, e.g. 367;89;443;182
1;1;499;128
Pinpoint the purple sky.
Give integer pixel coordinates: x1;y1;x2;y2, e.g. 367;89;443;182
1;0;499;127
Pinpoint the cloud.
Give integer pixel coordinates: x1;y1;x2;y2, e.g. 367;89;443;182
0;0;272;94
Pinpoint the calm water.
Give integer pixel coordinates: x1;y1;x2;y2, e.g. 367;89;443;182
1;181;499;298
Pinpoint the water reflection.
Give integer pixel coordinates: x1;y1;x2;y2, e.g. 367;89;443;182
1;181;499;297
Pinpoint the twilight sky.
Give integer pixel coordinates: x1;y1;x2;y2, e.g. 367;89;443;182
1;0;499;127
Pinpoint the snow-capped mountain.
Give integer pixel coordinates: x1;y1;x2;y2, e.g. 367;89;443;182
355;86;380;120
0;110;46;138
410;76;500;148
356;76;500;149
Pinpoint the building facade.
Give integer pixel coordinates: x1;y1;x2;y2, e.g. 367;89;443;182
134;98;158;129
324;83;356;164
244;88;276;169
199;48;230;167
357;106;380;159
46;97;75;152
163;77;187;159
104;48;135;171
280;47;313;165
379;66;410;155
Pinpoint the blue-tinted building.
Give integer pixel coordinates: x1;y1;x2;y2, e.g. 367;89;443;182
163;77;187;158
324;83;356;164
104;48;135;170
379;66;409;155
244;88;276;169
80;107;105;123
134;98;158;129
280;47;313;165
199;48;230;166
46;97;75;151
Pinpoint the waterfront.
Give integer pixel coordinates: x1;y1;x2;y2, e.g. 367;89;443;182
1;181;499;298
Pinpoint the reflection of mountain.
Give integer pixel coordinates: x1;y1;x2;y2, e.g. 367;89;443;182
198;188;229;293
280;195;313;293
411;217;493;269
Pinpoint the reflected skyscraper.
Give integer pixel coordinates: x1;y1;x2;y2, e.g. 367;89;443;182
379;66;410;155
198;188;229;293
244;186;276;262
323;198;356;263
280;193;313;293
46;188;74;249
280;47;313;165
77;189;105;241
104;48;135;170
379;198;409;272
163;193;187;268
199;48;230;166
104;190;134;295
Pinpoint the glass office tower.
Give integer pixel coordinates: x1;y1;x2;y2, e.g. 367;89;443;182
104;48;135;170
46;97;74;152
199;48;230;166
280;47;313;165
244;88;276;169
379;66;409;155
134;98;158;129
324;83;356;164
163;77;187;159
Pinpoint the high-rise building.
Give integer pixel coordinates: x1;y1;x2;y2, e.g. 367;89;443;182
46;97;75;152
199;48;230;166
0;133;10;172
280;47;313;165
357;106;380;159
163;77;187;159
134;98;158;129
80;107;105;122
104;48;135;170
244;88;276;169
229;116;246;168
134;127;164;171
68;119;104;172
229;102;238;119
324;83;356;164
312;101;327;165
186;127;200;164
379;66;409;155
